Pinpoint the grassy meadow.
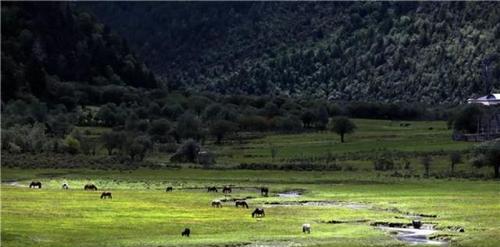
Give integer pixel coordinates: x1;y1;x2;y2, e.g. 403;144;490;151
211;119;471;164
2;119;499;246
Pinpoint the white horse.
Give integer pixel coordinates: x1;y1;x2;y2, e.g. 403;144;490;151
302;223;311;233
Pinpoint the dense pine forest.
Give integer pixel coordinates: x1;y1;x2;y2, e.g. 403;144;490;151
83;2;500;104
1;2;157;104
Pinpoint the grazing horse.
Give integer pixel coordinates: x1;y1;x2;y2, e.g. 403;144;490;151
29;181;42;188
261;187;269;196
62;183;69;190
412;220;422;229
84;184;98;190
100;192;112;199
181;228;190;237
207;187;218;192
166;186;173;192
302;223;311;233
222;186;232;194
235;200;249;208
211;199;222;208
251;208;265;218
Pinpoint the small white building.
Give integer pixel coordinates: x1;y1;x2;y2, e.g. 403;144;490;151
467;94;500;105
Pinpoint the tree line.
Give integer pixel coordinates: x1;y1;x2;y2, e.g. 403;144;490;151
1;91;442;161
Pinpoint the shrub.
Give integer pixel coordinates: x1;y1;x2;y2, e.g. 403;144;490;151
170;139;201;163
126;135;152;161
64;135;80;155
373;158;395;171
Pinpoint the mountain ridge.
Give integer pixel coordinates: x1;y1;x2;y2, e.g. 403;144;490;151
83;2;500;104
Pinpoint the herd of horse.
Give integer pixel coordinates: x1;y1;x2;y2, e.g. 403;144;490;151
30;181;111;199
27;182;311;236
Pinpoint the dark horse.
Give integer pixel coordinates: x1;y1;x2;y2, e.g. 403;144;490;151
29;181;42;188
166;186;173;192
412;220;422;229
222;186;232;194
181;228;190;237
100;192;112;199
207;187;218;192
252;208;265;218
235;200;249;208
84;184;98;190
261;187;269;196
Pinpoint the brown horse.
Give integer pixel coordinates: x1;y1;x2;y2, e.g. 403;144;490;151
100;192;112;199
261;187;269;196
166;186;173;192
207;187;218;192
84;184;98;190
235;200;249;208
211;200;222;208
181;228;190;237
222;186;232;194
29;181;42;188
252;208;265;218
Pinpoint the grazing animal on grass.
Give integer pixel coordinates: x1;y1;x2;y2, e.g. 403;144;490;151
62;183;69;190
252;208;265;218
222;186;232;194
211;200;222;208
235;200;249;208
261;187;269;196
166;186;173;192
207;186;218;192
412;220;422;229
29;181;42;188
302;223;311;233
84;184;98;190
100;192;112;199
181;228;190;237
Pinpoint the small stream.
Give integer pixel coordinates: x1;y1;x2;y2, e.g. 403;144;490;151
377;224;447;246
277;191;301;198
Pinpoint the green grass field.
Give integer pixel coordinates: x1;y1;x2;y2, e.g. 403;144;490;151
207;119;472;166
2;119;499;246
1;169;499;247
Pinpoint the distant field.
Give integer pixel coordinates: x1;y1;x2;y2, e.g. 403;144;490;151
1;168;499;247
76;119;473;165
208;119;475;174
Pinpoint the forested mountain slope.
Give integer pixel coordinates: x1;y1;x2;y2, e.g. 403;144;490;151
83;2;500;104
1;2;157;104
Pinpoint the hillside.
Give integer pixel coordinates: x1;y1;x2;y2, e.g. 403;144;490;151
1;2;157;104
83;2;500;104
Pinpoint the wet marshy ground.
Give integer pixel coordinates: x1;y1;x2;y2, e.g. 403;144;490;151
375;223;447;246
